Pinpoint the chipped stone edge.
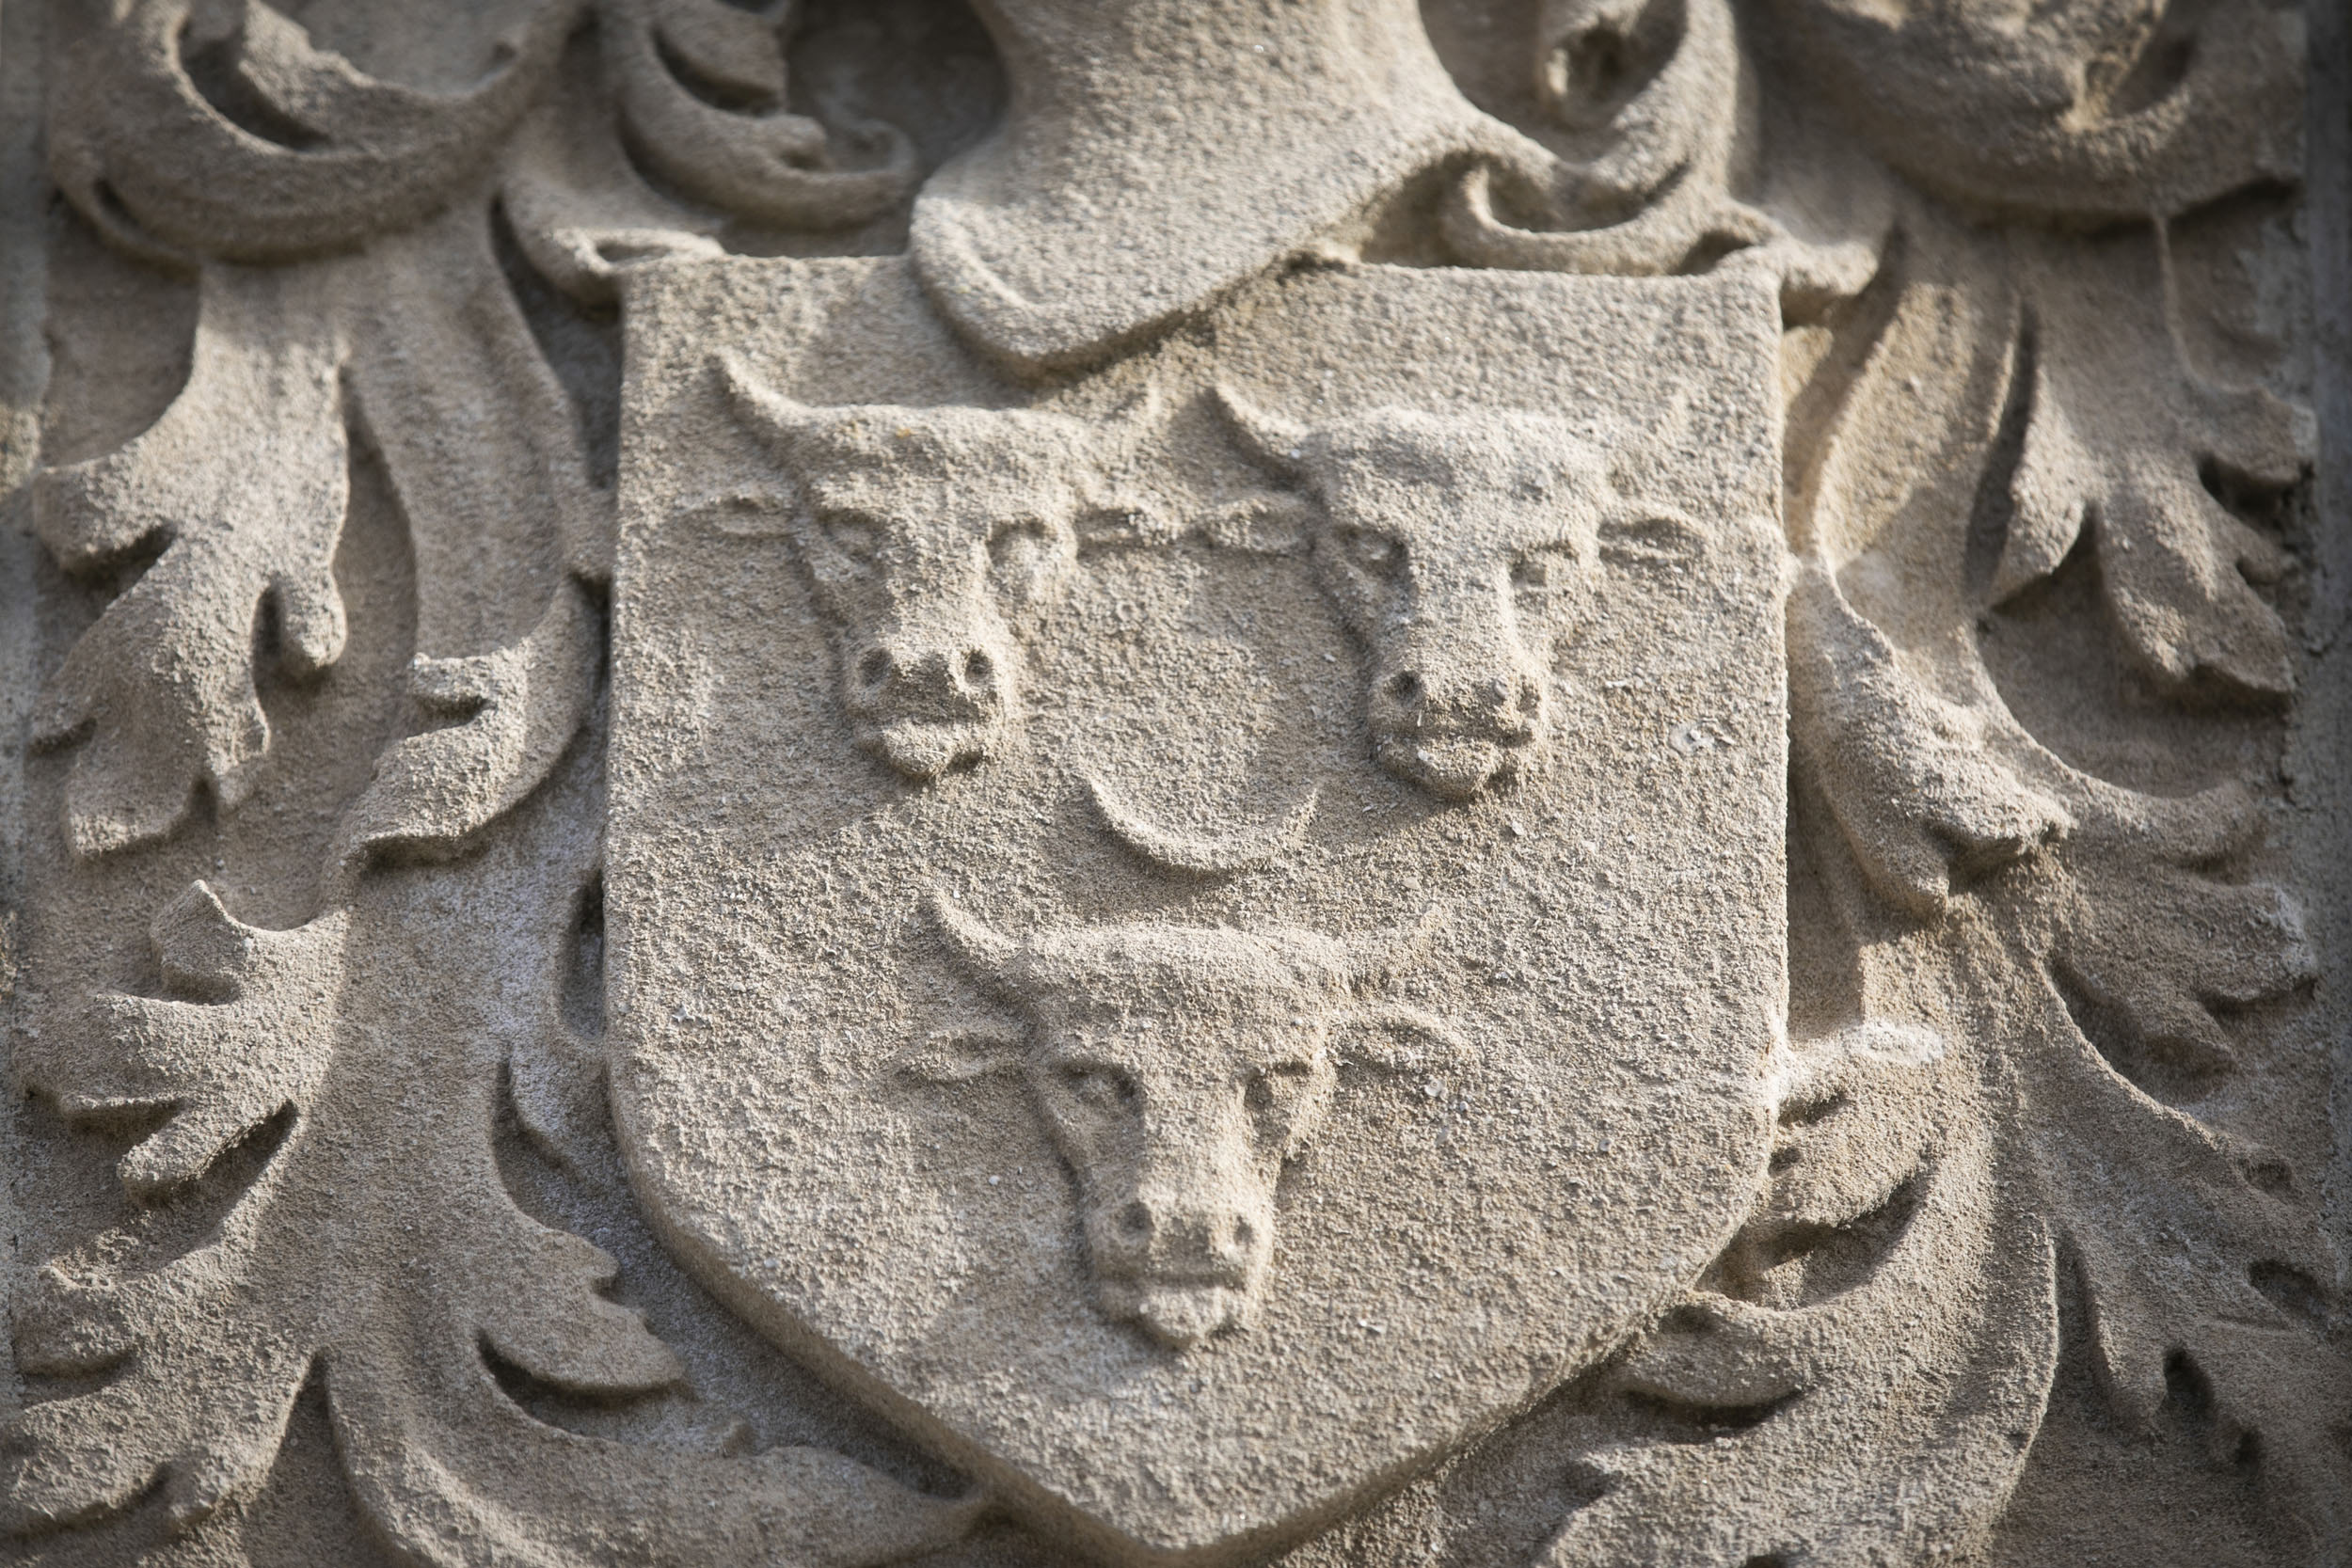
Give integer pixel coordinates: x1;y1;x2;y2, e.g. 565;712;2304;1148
0;0;51;1432
2297;0;2352;1291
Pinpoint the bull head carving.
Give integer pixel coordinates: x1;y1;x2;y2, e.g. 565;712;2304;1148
913;893;1463;1350
1213;386;1703;800
719;354;1162;780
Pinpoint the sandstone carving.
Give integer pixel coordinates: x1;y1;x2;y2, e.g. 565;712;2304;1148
1086;774;1322;879
1212;388;1702;799
915;895;1462;1350
1;1;2344;1565
719;355;1161;780
49;0;579;265
1766;0;2304;221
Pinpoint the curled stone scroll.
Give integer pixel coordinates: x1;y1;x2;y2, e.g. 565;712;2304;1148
0;2;2345;1565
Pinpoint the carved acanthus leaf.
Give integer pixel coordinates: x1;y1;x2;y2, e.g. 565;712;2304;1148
331;567;600;880
1788;561;2073;916
56;883;346;1200
329;1365;985;1568
8;881;343;1529
1539;1026;2058;1566
1979;823;2349;1547
2001;232;2311;702
500;58;724;309
34;198;607;871
347;203;612;606
1442;0;1764;271
5;1255;315;1533
31;263;352;857
1777;184;2348;1545
2044;785;2312;1081
1755;1020;1945;1232
5;861;978;1560
1785;211;2311;916
1441;0;1879;317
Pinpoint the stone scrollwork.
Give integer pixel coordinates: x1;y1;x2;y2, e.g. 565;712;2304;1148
3;0;2344;1564
601;0;917;230
49;0;583;268
1764;0;2305;223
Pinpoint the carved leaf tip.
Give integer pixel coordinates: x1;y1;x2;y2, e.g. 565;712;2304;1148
1764;1022;1947;1232
331;579;600;876
2039;786;2315;1101
475;1226;686;1396
2000;254;2311;704
10;1266;139;1380
752;1450;991;1567
0;1345;310;1540
42;882;349;1201
1542;1037;2056;1568
332;1332;986;1568
1788;562;2072;917
51;0;582;265
604;0;918;230
2034;1017;2349;1540
30;265;352;858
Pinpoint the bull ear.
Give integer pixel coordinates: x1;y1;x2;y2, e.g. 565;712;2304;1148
1333;1004;1471;1072
678;488;797;540
1211;384;1313;477
927;890;1024;995
1074;486;1178;551
1597;504;1707;570
1201;490;1316;555
900;1026;1026;1084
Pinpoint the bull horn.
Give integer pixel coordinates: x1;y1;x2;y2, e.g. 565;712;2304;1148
714;349;833;464
1074;383;1175;546
1211;384;1313;477
1338;1002;1473;1071
926;891;1025;996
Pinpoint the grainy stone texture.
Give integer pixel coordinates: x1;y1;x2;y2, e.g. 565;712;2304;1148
0;2;2345;1566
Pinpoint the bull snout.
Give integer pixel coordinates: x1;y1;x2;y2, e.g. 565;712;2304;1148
1086;1173;1273;1350
1368;622;1549;800
839;632;1009;780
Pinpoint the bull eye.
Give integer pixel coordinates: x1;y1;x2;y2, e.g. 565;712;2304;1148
1058;1063;1139;1112
1336;527;1404;578
817;510;883;565
988;518;1057;578
1246;1063;1314;1116
1512;545;1581;593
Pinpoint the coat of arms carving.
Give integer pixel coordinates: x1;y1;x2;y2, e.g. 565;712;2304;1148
0;1;2344;1565
609;258;1786;1558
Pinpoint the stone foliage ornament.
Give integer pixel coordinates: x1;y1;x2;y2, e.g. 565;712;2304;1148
0;0;2343;1565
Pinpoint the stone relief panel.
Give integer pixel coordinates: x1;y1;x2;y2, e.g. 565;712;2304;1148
0;1;2344;1566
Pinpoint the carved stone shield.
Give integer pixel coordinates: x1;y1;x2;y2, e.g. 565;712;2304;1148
606;258;1786;1561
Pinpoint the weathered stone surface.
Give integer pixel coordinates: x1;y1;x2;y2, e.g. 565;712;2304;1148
0;2;2345;1566
611;258;1785;1561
